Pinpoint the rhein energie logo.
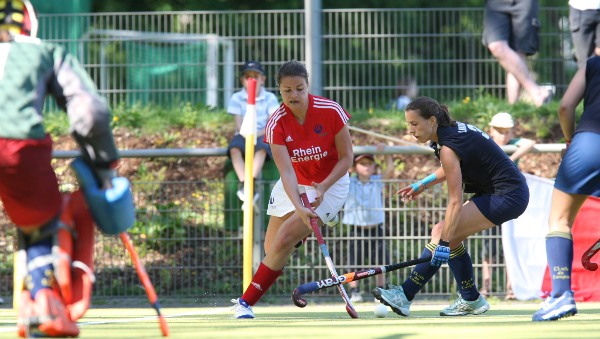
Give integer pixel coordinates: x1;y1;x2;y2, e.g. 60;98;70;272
291;145;328;162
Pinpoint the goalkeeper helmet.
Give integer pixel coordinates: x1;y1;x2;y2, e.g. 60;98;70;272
0;0;38;37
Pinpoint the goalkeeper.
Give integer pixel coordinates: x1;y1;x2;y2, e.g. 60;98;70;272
0;1;120;337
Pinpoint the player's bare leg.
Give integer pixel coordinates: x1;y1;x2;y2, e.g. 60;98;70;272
230;148;246;182
506;72;521;105
252;149;268;179
488;41;551;107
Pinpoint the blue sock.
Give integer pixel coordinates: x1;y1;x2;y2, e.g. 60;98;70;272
447;244;479;301
402;244;440;301
26;237;54;299
546;231;573;297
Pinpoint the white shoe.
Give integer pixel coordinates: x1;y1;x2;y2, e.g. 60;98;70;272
231;298;254;319
440;295;490;316
240;193;260;211
350;291;364;303
236;188;245;202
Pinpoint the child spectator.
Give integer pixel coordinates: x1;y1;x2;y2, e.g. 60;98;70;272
488;112;536;165
342;145;394;302
480;112;535;299
226;60;280;203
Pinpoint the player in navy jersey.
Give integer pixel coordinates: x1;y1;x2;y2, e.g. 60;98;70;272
373;96;529;317
231;60;353;319
532;55;600;322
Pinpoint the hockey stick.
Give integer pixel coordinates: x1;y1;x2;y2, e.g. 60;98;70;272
582;239;600;271
120;232;170;336
292;256;431;306
297;187;359;319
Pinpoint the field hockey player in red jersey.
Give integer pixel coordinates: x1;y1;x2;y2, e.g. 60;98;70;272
231;60;354;319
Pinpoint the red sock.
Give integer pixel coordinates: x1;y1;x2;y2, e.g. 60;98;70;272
241;263;282;306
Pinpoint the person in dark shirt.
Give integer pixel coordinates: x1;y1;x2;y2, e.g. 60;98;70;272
373;96;529;317
480;112;536;300
532;55;600;322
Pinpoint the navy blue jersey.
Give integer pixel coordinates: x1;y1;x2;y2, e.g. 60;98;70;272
432;122;526;195
575;56;600;135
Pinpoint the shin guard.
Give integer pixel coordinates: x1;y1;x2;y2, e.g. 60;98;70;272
59;191;95;321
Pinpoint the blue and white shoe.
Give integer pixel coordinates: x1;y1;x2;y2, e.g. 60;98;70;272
532;290;577;321
231;298;254;319
373;284;412;316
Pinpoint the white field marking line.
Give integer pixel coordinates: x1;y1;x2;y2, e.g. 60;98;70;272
0;308;230;333
80;308;229;327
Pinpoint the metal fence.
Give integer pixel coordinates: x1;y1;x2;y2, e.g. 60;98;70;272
0;176;508;302
35;7;573;111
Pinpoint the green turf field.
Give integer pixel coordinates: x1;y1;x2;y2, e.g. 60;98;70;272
1;300;600;338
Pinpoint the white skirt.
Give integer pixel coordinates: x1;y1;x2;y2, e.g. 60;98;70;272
266;173;349;225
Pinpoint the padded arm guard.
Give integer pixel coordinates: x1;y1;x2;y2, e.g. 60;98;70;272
70;158;135;235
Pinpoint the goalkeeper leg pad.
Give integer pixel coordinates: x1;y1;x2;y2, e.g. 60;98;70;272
16;192;95;324
59;191;95;321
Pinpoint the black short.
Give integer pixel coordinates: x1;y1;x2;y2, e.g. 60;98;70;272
227;134;272;159
471;183;529;226
482;0;540;55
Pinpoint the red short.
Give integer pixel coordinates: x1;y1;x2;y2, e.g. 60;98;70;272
0;135;62;227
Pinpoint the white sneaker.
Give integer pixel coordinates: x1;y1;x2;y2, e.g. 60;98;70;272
440;295;490;316
373;284;412;316
350;291;364;303
231;298;254;319
240;193;260;211
236;188;246;202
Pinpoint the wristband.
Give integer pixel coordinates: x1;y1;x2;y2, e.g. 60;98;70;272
410;173;437;193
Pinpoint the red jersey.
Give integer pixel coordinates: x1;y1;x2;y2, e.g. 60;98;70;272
264;94;350;185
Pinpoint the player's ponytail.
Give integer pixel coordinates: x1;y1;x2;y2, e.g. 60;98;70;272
406;96;456;127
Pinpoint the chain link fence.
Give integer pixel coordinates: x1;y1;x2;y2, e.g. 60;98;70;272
34;7;574;110
0;176;507;303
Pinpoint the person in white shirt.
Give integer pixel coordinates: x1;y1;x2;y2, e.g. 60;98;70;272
226;60;280;202
342;145;394;302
